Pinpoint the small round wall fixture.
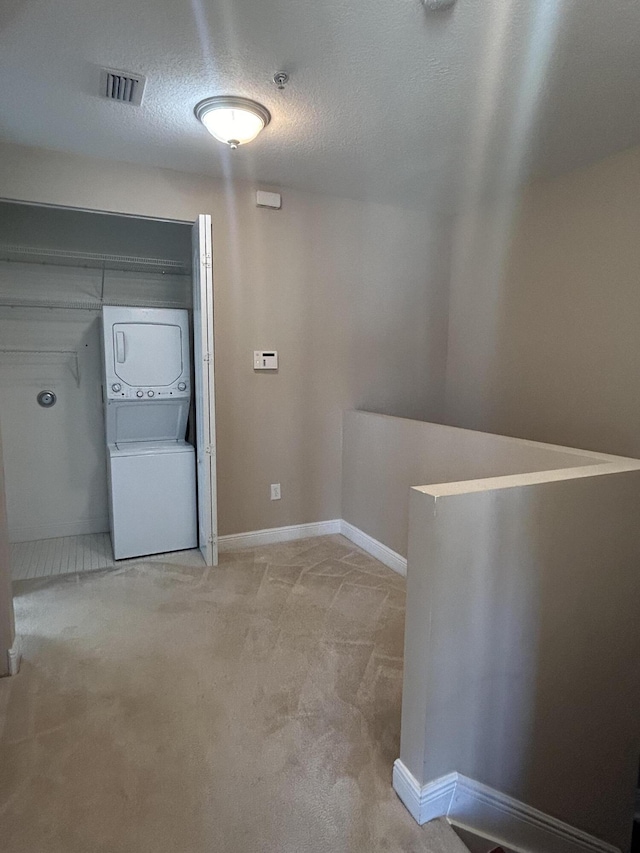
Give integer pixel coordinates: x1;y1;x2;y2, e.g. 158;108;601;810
194;96;271;150
37;390;56;408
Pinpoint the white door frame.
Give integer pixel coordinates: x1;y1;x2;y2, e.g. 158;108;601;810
192;214;218;565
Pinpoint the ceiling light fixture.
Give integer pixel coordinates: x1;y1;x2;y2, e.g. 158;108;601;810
194;96;271;150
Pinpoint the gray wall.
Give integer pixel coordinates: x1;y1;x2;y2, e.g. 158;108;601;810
0;141;451;537
0;426;15;676
342;410;600;557
444;144;640;459
0;201;192;263
402;464;640;851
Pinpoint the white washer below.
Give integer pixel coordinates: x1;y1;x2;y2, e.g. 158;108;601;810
107;440;197;560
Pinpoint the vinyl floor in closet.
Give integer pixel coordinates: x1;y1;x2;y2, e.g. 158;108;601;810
10;532;203;580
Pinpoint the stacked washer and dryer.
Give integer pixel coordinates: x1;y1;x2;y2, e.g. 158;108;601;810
101;306;198;559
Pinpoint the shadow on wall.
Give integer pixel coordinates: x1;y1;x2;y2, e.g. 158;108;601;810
401;463;640;852
445;4;640;460
445;0;563;420
526;476;640;846
413;486;541;796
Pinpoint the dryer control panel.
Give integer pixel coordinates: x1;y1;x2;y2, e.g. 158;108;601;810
102;306;191;402
108;382;190;400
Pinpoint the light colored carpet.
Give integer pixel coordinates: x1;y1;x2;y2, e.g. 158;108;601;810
0;534;469;853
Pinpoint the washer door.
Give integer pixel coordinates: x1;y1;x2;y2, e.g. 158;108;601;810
112;322;183;387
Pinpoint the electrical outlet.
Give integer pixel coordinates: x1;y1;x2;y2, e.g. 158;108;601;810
270;483;281;501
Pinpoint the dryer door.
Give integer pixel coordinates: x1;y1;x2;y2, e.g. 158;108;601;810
112;322;183;387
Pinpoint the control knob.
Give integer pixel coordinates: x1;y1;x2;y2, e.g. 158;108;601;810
147;390;155;397
178;382;186;391
111;383;121;392
136;390;144;398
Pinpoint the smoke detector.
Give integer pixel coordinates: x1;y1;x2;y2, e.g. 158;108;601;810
99;67;146;106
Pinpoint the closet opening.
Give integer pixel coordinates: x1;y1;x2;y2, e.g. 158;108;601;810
0;199;217;580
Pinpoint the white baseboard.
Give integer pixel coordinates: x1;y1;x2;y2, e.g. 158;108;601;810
10;517;109;544
218;518;408;578
339;520;407;576
393;761;457;824
392;761;620;853
5;636;22;677
219;519;341;551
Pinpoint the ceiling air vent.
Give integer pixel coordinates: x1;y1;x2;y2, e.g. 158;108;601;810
100;68;146;106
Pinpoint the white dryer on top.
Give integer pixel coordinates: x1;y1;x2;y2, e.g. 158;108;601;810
102;306;191;444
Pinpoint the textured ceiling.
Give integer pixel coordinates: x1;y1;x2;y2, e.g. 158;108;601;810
0;0;639;211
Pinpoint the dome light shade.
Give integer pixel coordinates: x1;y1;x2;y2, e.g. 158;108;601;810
194;96;271;149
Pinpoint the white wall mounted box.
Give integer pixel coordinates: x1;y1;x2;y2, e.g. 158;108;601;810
254;351;278;370
256;191;282;210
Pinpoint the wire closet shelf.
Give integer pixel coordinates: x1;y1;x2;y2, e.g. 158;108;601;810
0;244;191;312
0;244;191;275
